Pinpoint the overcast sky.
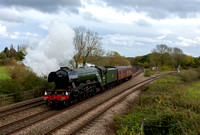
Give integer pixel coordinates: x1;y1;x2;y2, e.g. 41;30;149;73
0;0;200;57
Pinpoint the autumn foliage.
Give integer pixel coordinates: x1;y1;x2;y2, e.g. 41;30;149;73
87;51;131;66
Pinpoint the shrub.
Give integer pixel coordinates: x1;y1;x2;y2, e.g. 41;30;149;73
144;69;151;77
143;62;149;68
0;59;16;66
0;52;7;59
180;69;199;82
9;65;27;79
0;65;53;97
14;92;23;102
161;65;170;70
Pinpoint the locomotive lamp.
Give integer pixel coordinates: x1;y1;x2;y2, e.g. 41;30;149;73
65;92;68;95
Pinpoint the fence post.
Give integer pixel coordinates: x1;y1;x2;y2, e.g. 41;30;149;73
33;89;34;97
138;118;146;135
4;94;5;106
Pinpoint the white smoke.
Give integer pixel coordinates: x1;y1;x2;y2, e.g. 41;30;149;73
23;21;74;76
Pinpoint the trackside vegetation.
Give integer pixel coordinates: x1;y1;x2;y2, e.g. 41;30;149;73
0;67;11;80
0;65;54;101
113;74;200;135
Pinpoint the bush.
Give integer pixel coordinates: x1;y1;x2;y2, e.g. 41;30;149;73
0;65;53;97
14;92;23;102
9;65;27;79
180;69;199;82
0;52;7;59
144;69;151;77
161;65;170;70
0;59;16;66
14;51;25;60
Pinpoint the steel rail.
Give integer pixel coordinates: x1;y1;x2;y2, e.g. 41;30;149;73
44;73;169;135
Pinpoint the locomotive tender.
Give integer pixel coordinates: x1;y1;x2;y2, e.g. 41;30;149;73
43;66;134;107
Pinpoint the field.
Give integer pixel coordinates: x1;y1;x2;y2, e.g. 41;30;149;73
113;75;200;134
0;66;11;80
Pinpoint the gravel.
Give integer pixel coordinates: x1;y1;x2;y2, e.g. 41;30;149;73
0;104;48;127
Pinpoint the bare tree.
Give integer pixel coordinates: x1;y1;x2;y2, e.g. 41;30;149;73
152;44;168;54
73;26;103;68
73;26;86;68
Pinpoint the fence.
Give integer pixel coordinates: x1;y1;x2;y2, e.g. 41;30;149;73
0;90;36;107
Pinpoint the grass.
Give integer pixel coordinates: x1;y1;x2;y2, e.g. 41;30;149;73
113;75;200;135
0;66;11;80
182;82;200;101
144;69;151;77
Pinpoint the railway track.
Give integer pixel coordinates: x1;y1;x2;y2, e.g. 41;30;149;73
44;73;168;135
0;109;58;134
0;66;143;135
0;97;44;117
0;100;45;118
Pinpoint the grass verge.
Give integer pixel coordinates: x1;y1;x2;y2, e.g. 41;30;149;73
113;75;200;135
0;66;11;80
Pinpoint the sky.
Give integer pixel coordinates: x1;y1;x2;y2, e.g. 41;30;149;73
0;0;200;57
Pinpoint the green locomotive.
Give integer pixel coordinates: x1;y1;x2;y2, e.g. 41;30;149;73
44;66;134;107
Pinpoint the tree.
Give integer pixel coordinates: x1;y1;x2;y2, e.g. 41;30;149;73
14;51;25;60
150;44;185;69
193;57;200;68
152;44;168;54
0;52;7;59
171;47;184;67
105;51;131;66
73;26;103;68
10;47;17;57
150;52;161;67
4;47;10;58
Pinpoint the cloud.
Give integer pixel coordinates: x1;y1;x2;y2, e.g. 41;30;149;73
0;8;25;23
10;32;20;39
135;19;151;27
156;35;166;40
103;34;157;47
83;12;101;22
0;0;82;14
176;36;199;47
102;0;200;19
0;24;8;37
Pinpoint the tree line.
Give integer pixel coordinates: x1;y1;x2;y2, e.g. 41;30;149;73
0;45;25;61
128;44;200;69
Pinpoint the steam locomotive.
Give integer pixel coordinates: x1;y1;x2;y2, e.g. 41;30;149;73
43;66;134;108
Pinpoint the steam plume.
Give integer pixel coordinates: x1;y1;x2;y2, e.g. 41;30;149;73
23;21;74;76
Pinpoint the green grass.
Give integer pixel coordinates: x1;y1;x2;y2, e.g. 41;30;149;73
144;69;151;77
182;82;200;101
113;75;200;135
0;66;11;80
